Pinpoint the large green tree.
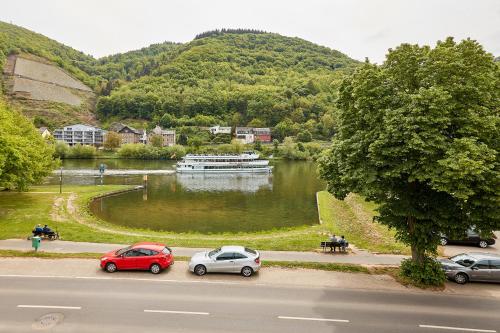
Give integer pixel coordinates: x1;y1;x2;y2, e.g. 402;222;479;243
319;38;499;266
0;100;56;190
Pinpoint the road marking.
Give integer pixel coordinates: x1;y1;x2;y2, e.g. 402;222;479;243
144;310;209;316
278;316;349;323
419;325;497;332
17;305;81;310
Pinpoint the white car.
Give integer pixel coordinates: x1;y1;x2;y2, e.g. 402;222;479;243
189;246;261;277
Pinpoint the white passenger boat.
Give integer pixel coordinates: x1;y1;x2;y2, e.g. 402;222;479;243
176;151;272;173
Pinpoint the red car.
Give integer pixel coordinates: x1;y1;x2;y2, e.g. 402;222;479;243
100;242;174;274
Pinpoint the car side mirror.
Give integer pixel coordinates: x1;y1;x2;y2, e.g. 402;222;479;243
471;266;478;270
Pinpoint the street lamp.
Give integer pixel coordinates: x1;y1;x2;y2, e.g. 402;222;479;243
59;167;63;194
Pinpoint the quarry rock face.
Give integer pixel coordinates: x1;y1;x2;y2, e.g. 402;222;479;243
2;54;96;126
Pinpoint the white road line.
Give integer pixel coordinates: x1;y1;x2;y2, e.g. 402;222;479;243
17;305;81;310
278;316;349;323
144;310;209;316
419;324;497;332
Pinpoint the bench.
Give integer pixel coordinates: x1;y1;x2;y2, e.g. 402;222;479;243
320;241;349;253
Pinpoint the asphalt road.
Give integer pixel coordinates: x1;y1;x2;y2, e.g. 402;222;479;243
0;275;499;333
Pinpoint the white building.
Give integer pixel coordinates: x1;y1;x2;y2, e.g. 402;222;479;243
235;127;255;144
209;125;232;135
53;124;106;146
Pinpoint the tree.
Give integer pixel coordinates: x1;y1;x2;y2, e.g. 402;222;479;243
149;134;164;148
187;137;203;151
296;129;312;142
0;101;56;190
319;38;499;282
254;139;262;151
104;131;121;150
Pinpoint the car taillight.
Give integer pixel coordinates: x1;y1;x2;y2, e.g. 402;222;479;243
254;257;260;264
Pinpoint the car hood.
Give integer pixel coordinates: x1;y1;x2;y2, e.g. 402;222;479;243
101;250;119;259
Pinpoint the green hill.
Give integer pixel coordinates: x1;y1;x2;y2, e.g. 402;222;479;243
1;23;359;138
96;30;359;138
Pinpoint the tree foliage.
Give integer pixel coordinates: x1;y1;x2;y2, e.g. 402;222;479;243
0;100;56;190
103;131;121;150
319;38;499;267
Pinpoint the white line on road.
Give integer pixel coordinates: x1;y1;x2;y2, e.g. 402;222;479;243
17;305;81;310
278;316;349;323
144;310;209;315
419;325;497;332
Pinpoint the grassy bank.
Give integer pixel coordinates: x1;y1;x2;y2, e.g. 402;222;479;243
317;191;409;254
0;185;406;253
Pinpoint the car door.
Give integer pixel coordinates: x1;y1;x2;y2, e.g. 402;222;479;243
488;260;500;283
212;252;235;272
135;248;154;270
232;252;249;273
469;260;491;282
120;249;142;270
466;230;481;245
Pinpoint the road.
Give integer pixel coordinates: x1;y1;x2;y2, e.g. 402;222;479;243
1;274;499;333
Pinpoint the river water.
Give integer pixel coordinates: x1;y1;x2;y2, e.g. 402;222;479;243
47;159;325;233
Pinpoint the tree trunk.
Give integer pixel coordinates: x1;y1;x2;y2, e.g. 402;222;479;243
407;215;424;264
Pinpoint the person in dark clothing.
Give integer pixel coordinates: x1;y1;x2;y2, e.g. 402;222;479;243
42;225;52;233
339;235;348;251
33;224;43;236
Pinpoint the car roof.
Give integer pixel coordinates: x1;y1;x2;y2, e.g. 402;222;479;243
132;242;166;251
220;245;247;253
465;252;500;260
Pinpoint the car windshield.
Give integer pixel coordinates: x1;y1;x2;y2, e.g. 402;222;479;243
450;254;477;267
245;247;257;255
115;246;132;256
208;247;221;258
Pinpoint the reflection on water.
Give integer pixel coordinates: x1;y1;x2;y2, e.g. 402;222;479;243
176;173;272;193
48;159;324;233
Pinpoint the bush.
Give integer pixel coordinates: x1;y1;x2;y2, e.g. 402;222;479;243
54;141;70;158
297;129;312;142
399;257;446;287
68;144;97;158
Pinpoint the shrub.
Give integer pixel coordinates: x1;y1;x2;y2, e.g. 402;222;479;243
67;144;97;158
54;141;70;158
297;129;312;142
399;257;446;287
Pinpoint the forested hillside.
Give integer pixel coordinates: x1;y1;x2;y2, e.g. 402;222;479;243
96;30;359;139
1;22;359;139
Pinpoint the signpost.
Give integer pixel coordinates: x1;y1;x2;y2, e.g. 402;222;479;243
99;163;106;186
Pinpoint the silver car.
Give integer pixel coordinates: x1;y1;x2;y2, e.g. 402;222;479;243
189;246;261;277
439;252;500;284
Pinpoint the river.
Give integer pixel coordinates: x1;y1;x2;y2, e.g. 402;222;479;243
46;159;325;233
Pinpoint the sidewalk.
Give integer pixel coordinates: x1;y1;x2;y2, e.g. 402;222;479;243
0;239;406;265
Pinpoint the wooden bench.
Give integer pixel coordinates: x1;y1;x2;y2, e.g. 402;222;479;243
320;241;349;253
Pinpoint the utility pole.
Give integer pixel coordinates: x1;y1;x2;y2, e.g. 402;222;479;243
59;167;63;194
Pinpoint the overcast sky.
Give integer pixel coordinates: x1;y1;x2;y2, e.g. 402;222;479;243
1;0;499;63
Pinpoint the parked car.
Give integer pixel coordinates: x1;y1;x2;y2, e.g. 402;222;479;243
438;252;500;284
189;246;261;277
440;229;496;248
100;242;174;274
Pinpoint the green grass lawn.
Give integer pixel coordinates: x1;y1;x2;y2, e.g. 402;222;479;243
317;191;409;254
0;185;407;254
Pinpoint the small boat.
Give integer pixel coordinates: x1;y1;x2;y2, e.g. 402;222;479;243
176;151;272;173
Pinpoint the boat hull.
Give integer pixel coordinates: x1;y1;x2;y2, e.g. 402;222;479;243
176;167;272;173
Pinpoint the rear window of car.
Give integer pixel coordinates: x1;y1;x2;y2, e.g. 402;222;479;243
245;247;257;255
162;247;171;255
451;254;476;267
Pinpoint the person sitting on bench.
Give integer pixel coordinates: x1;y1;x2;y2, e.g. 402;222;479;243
339;235;348;252
33;224;43;236
329;234;339;252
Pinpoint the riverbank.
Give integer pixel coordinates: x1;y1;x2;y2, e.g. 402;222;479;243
0;185;407;253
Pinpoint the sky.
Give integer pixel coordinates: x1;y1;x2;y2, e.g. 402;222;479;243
1;0;499;63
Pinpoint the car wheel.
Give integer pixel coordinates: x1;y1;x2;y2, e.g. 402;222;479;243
241;266;253;277
479;240;488;248
150;263;161;274
440;238;448;246
105;262;117;273
194;265;207;276
454;272;468;284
